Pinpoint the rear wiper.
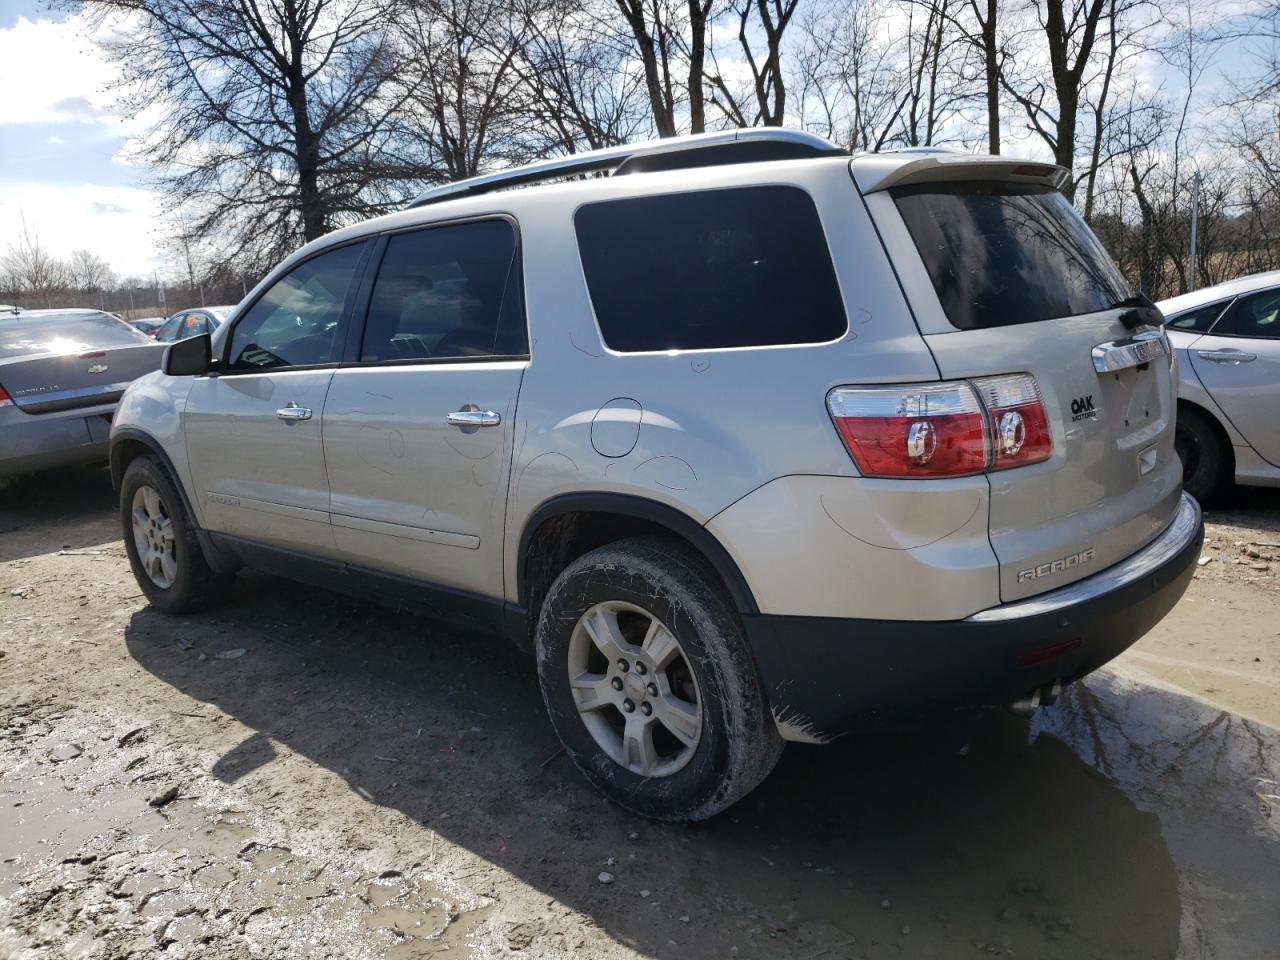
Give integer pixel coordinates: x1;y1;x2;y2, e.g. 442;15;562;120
1111;292;1163;329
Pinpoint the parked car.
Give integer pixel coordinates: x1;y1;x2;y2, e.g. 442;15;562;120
152;306;235;343
129;316;167;338
1;309;165;478
110;130;1203;821
1159;272;1280;501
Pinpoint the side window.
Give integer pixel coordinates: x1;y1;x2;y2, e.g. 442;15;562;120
1167;300;1228;333
228;242;364;370
154;316;182;343
574;186;847;351
1220;288;1280;339
360;219;519;362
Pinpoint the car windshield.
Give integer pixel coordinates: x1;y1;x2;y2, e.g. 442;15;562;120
892;182;1134;330
0;313;151;360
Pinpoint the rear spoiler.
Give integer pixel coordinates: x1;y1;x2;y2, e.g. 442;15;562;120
851;151;1070;194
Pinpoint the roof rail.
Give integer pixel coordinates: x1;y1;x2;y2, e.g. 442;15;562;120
406;129;845;209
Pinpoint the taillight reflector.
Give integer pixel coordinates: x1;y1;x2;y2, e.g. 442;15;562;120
828;374;1053;479
0;383;11;407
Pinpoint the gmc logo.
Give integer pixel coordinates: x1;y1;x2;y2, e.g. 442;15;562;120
1018;548;1096;583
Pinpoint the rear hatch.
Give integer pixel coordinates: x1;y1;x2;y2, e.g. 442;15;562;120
0;314;165;414
860;166;1181;602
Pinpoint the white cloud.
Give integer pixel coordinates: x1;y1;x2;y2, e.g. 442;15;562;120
0;15;124;126
0;181;166;277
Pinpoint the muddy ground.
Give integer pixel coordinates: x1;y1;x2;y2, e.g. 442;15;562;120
1;470;1277;960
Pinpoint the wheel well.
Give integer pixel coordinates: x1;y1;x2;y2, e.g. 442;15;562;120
519;499;757;640
110;437;156;492
1176;398;1235;472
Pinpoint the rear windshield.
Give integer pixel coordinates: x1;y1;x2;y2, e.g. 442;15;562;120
574;185;847;352
892;182;1132;330
0;314;150;360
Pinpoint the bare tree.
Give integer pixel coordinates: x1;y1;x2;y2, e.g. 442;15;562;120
1;217;68;305
67;250;116;293
71;0;414;271
707;0;801;127
392;0;531;182
514;0;653;151
614;0;683;136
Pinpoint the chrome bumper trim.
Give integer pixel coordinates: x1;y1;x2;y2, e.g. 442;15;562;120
966;493;1201;623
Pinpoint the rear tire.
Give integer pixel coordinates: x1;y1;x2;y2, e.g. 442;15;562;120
1175;406;1229;503
534;536;783;822
120;455;232;614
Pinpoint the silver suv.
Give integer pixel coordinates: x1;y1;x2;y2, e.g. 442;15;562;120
110;130;1204;821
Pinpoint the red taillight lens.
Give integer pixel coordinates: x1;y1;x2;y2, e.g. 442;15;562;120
827;374;1053;478
828;382;990;477
0;383;11;407
973;374;1052;470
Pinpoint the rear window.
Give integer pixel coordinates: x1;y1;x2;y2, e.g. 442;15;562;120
574;186;847;352
0;313;149;360
893;183;1133;330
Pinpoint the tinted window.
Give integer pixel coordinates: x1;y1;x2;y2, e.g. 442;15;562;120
0;313;149;359
574;186;847;352
1167;300;1229;332
361;220;520;361
1218;288;1280;339
893;183;1133;330
228;243;364;369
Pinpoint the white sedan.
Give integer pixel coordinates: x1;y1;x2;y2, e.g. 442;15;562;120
1159;271;1280;500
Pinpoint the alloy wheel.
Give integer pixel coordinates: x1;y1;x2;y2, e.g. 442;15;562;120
566;600;703;777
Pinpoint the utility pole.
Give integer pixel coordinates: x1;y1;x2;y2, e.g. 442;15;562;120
1186;172;1202;293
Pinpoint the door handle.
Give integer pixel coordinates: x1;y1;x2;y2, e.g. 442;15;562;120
1197;349;1256;364
275;401;312;421
447;410;501;427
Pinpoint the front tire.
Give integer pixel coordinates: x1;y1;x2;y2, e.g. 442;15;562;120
534;536;783;821
120;455;232;614
1175;406;1229;502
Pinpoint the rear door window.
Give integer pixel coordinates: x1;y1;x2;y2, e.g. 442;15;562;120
574;186;847;352
892;182;1133;330
1215;288;1280;339
359;219;523;361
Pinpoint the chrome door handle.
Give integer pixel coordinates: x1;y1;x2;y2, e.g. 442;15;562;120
447;410;501;427
275;402;312;421
1197;349;1256;364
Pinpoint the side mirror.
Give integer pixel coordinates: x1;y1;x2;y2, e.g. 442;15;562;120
163;333;212;376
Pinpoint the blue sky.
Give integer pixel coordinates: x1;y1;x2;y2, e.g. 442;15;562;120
0;1;167;278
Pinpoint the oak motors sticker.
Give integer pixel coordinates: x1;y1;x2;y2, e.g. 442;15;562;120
1070;394;1097;422
1018;548;1096;583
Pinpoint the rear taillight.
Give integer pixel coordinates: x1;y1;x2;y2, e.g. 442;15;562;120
972;374;1052;470
827;374;1052;479
827;382;989;478
0;383;11;407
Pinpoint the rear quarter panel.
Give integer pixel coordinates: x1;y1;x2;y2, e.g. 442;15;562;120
502;159;942;606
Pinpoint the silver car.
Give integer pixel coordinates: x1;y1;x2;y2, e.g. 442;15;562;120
1;309;165;478
109;131;1203;820
1159;273;1280;500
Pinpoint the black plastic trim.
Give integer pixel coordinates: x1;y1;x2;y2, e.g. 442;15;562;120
208;532;508;634
516;493;759;615
745;508;1203;738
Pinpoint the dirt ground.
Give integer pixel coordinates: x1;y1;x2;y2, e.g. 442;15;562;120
1;470;1277;960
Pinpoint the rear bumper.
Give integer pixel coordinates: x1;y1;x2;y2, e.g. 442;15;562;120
0;408;114;478
745;493;1204;742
